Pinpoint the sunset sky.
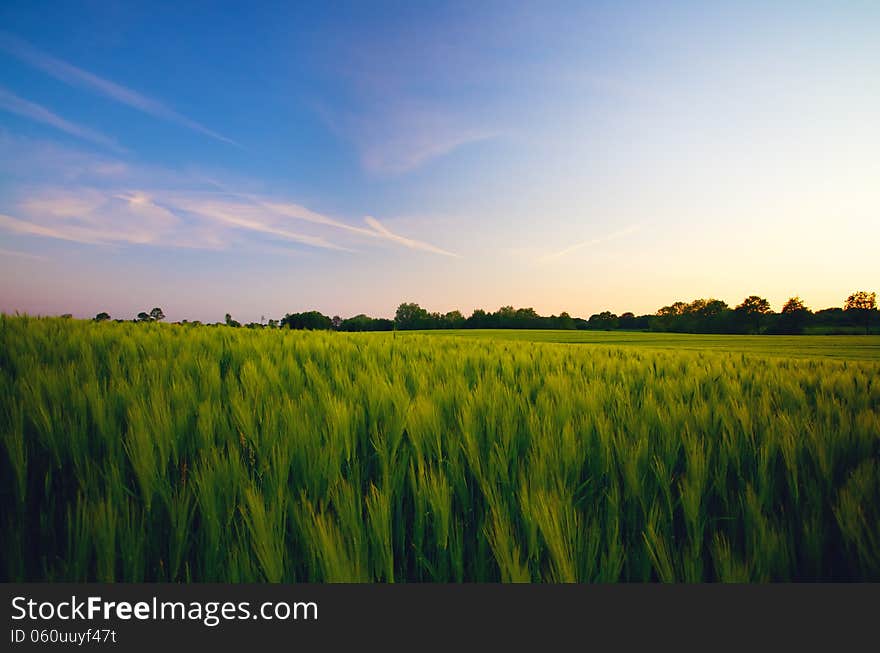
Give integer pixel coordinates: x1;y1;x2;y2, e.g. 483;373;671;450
1;1;878;322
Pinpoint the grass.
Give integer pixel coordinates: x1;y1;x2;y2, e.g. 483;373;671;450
405;329;880;360
1;315;878;582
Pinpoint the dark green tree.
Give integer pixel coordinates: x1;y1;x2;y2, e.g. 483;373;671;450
845;291;877;334
280;311;332;330
777;296;811;334
395;302;429;330
588;311;619;330
442;310;466;328
466;309;488;328
618;312;636;329
734;296;771;333
514;307;540;328
557;311;575;330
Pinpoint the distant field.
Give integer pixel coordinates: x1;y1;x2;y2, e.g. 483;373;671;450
2;317;879;582
404;329;880;361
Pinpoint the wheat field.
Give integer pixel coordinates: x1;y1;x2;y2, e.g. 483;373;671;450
1;316;878;581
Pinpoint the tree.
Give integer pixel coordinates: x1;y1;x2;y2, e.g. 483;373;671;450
557;311;575;330
698;299;731;332
225;313;241;328
673;298;731;333
812;307;846;331
493;305;516;328
514;307;540;328
734;295;771;333
280;311;332;330
618;312;636;330
149;307;165;322
339;314;394;332
782;296;807;313
588;311;619;330
442;310;466;329
692;298;728;318
465;309;491;328
395;302;429;330
776;296;811;334
331;315;342;330
94;312;111;322
844;291;877;334
136;312;151;322
653;302;686;331
658;302;688;317
339;314;372;332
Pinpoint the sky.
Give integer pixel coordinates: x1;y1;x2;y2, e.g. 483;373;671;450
0;1;878;322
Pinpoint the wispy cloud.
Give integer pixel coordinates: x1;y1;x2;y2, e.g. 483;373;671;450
0;31;236;146
1;186;460;256
0;132;130;181
364;216;459;257
360;127;495;176
166;196;351;251
0;246;47;261
261;200;379;237
0;211;103;244
0;188;341;251
0;86;124;152
193;178;379;238
175;178;458;254
316;98;497;176
0;138;460;256
6;190;213;247
539;224;642;262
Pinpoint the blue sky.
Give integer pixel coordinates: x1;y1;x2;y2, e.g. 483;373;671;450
1;1;878;322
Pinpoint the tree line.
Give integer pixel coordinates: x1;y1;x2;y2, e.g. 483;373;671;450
92;290;877;335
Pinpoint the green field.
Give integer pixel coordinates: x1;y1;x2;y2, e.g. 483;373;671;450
1;316;879;582
404;329;880;360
